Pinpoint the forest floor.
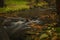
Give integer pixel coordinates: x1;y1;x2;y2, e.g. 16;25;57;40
0;0;60;38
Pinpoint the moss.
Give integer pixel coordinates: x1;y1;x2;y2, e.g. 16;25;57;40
56;27;60;33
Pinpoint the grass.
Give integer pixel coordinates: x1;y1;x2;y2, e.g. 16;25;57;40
5;0;29;11
0;0;29;13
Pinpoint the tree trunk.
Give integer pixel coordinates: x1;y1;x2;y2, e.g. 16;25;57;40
56;0;60;26
0;0;4;8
